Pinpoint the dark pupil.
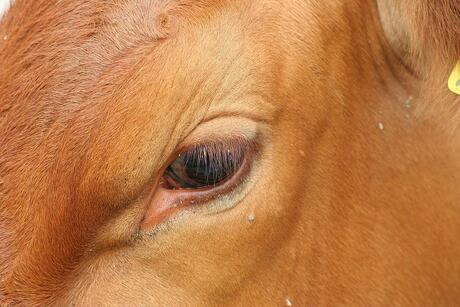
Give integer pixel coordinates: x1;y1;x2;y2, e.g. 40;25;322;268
166;144;244;189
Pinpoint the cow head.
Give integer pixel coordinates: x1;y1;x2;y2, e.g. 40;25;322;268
1;0;459;305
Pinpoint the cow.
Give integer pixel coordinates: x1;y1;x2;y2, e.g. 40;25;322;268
0;0;459;305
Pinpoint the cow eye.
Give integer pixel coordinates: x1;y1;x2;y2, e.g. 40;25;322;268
162;140;250;190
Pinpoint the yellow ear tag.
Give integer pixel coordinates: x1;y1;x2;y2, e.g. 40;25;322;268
448;60;460;95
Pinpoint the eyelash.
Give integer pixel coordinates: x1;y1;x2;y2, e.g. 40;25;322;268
162;137;257;191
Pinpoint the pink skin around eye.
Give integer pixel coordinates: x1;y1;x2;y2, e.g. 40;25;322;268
140;177;232;230
140;185;185;230
140;177;220;230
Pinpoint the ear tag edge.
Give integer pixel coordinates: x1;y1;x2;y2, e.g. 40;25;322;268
448;60;460;95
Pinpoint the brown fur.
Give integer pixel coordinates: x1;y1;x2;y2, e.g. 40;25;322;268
378;0;460;70
378;0;460;132
1;0;460;305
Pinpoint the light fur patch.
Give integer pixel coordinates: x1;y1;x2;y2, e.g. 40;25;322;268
0;0;11;19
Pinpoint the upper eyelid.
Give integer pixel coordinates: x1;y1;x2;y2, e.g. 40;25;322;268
174;115;261;151
175;135;258;158
179;141;247;163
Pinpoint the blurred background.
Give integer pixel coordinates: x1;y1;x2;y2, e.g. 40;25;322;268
0;0;10;18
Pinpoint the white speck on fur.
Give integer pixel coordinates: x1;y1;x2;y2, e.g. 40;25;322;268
286;298;293;306
378;122;384;131
404;96;413;108
2;35;7;41
248;214;255;223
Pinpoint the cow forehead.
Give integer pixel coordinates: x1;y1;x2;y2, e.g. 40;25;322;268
81;4;284;212
0;0;281;186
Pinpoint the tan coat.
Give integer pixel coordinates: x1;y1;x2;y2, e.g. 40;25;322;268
1;0;459;305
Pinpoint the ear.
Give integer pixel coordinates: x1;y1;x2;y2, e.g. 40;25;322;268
377;0;460;75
